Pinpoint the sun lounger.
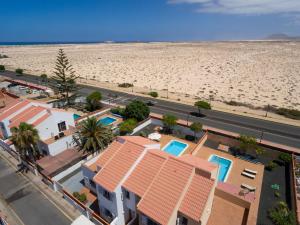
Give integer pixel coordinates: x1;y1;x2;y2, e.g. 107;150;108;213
244;168;257;175
241;171;255;179
241;183;256;191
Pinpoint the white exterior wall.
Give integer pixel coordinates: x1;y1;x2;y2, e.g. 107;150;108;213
47;135;75;156
97;185;119;223
35;111;75;140
122;189;137;223
82;166;97;193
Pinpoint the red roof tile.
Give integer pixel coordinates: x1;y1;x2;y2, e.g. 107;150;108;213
179;174;214;221
0;100;30;121
31;113;50;127
93;140;145;192
137;158;194;225
123;149;168;197
9;106;45;128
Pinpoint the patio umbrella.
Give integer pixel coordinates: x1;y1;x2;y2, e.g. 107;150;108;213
148;132;161;141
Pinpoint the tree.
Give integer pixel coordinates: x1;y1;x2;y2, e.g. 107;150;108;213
119;119;137;135
255;146;265;159
51;49;79;106
190;122;202;141
268;201;296;225
74;117;113;155
162;114;178;133
10;122;40;163
239;135;258;155
278;153;292;164
0;65;5;71
194;100;211;115
40;74;48;83
124;100;150;122
86;91;102;112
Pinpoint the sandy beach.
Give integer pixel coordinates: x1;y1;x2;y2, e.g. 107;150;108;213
0;42;299;110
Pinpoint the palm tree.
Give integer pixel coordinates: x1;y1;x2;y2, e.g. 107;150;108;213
10;122;40;163
74;117;113;155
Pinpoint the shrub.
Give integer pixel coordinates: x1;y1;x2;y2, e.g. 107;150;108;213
124;100;150;122
274;191;280;198
148;91;158;98
119;119;137;135
15;68;23;75
278;153;292;164
239;135;257;155
268;201;296;225
139;131;147;138
0;65;5;71
266;161;278;171
118;83;133;88
276;107;300;120
40;74;47;81
185;134;195;142
86;91;102;112
162;114;178;133
190;122;202;140
73;192;87;203
0;54;8;59
110;107;125;116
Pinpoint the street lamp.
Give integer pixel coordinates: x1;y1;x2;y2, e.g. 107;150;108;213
259;131;264;143
186;113;190;126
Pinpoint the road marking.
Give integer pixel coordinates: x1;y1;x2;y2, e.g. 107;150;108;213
0;153;73;222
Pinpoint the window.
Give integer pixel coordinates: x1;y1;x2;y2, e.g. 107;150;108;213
181;217;188;225
90;180;96;189
103;189;111;201
57;121;66;132
104;208;113;219
147;218;159;225
125;190;130;199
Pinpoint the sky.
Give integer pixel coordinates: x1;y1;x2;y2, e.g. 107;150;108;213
1;0;300;42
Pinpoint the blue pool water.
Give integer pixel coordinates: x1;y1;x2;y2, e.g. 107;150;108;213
208;155;232;182
73;114;81;120
163;140;188;156
97;116;117;126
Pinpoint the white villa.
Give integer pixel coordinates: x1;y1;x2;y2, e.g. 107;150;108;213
82;136;220;225
0;98;76;156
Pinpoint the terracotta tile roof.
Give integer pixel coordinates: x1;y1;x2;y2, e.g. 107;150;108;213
123;149;168;197
179;174;214;221
9;105;36;122
120;136;157;146
137;158;194;225
9;106;46;128
0;92;19;113
93;140;145;192
179;154;217;172
31;113;50;127
0;100;30;121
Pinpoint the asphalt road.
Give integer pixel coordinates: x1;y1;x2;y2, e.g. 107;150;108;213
0;155;71;225
1;70;300;149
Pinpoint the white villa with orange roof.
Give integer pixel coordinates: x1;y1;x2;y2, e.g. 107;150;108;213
82;136;221;225
0;97;76;156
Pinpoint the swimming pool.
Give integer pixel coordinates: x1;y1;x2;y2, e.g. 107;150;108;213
208;155;232;182
97;116;117;126
162;140;188;156
73;114;81;120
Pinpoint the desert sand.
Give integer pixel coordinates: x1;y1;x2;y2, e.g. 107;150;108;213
0;42;299;110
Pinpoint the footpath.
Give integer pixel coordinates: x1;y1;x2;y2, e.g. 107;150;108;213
0;147;81;224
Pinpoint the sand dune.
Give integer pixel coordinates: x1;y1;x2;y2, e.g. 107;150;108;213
0;42;299;109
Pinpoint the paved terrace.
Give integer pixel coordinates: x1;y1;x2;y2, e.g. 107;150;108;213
196;145;264;225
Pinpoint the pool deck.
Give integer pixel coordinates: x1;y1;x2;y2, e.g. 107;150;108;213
196;146;264;225
159;134;196;155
